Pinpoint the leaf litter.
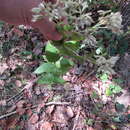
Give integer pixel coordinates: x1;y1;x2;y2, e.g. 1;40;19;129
0;7;130;130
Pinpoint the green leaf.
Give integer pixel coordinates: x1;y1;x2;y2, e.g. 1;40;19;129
91;91;99;99
86;119;94;126
113;78;124;84
32;7;42;13
20;51;32;56
56;58;73;74
38;73;55;84
15;126;21;130
96;46;104;55
109;84;122;94
56;24;64;33
34;63;59;74
106;84;122;96
126;114;130;121
64;40;80;51
0;21;5;29
45;42;60;62
63;25;73;31
21;114;28;121
112;116;121;123
59;45;83;61
69;32;85;41
100;73;108;82
60;58;73;69
115;102;125;112
38;73;65;84
54;76;66;84
106;88;113;96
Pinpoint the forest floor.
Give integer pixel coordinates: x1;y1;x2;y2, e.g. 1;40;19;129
1;0;130;127
0;23;130;130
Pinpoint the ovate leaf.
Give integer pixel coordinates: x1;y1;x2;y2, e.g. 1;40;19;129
106;88;113;96
64;41;80;51
38;73;55;84
109;84;122;94
38;73;65;84
60;58;73;69
45;42;60;62
63;25;73;31
100;73;108;82
60;58;73;73
54;76;66;84
34;63;58;74
70;32;85;41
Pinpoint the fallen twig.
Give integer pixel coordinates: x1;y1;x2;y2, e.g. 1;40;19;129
6;79;37;104
0;102;70;120
46;102;71;106
72;106;81;130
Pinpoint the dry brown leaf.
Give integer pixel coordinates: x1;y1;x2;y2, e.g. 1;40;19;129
6;116;19;129
29;113;39;124
7;105;16;113
16;100;25;108
13;28;24;37
0;100;6;106
87;126;95;130
37;102;45;113
35;86;41;95
0;80;5;87
52;106;68;124
0;119;6;129
46;105;55;114
40;121;53;130
26;109;33;117
16;108;25;115
0;62;8;74
94;121;103;130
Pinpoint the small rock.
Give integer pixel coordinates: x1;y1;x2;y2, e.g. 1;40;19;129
66;106;74;118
